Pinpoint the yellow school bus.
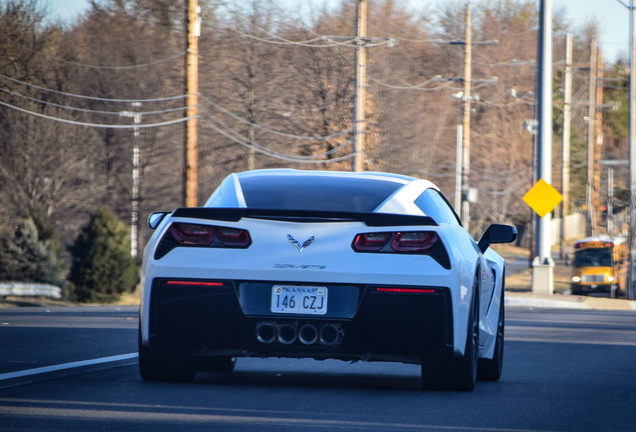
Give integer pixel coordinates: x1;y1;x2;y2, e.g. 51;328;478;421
570;236;628;298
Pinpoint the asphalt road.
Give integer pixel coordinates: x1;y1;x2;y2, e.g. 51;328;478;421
1;305;636;432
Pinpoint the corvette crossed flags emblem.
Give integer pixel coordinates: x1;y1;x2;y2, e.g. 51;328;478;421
287;234;316;252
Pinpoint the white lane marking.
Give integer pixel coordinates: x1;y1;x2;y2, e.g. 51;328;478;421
0;353;138;381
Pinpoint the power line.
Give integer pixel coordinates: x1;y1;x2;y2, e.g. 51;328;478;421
0;99;192;129
198;94;352;141
0;73;187;104
0;87;188;117
198;108;353;160
198;116;355;164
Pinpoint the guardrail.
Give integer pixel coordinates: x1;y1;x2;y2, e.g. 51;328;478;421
0;282;62;299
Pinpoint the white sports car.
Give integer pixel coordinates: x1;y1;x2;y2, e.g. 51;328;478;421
139;169;516;390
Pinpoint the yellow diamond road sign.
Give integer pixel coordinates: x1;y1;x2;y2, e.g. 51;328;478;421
523;179;563;218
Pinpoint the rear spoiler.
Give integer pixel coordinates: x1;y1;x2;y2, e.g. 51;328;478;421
170;207;437;227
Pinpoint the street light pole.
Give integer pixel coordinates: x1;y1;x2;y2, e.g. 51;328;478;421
531;0;554;294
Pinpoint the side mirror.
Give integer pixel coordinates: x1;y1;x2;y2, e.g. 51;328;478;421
477;224;518;253
148;212;169;229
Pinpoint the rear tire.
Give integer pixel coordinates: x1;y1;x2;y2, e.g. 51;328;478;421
421;279;479;391
478;287;504;381
138;328;196;382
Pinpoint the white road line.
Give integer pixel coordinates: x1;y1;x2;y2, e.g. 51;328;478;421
0;353;138;381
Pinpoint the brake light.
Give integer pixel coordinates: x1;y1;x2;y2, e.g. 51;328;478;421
169;223;215;245
376;287;436;294
353;232;392;251
391;232;438;252
166;281;224;287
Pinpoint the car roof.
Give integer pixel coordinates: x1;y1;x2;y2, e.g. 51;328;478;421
204;169;439;214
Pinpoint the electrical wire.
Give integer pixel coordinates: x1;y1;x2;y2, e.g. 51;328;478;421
199;116;355;164
198;94;352;140
0;99;192;129
198;108;353;161
0;87;188;117
0;73;187;104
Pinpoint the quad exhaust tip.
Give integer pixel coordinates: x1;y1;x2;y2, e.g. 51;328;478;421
255;322;342;346
255;322;276;344
277;324;298;345
319;324;340;346
298;324;318;345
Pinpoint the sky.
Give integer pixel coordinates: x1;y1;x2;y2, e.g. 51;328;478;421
47;0;632;63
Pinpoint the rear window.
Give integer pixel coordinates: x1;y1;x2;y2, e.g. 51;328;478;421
239;175;403;212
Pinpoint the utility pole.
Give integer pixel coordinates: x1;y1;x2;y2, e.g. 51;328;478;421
352;0;367;172
560;33;572;260
586;40;598;236
455;125;463;212
185;0;199;207
119;104;142;259
531;0;554;294
461;0;473;229
594;51;604;228
629;0;636;299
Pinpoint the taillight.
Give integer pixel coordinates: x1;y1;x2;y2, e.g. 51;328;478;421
351;230;448;268
169;223;215;245
352;231;438;253
156;223;252;259
391;232;438;252
353;232;392;251
216;227;251;247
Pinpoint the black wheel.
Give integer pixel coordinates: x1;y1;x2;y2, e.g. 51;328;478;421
138;328;196;382
478;287;504;381
422;278;479;391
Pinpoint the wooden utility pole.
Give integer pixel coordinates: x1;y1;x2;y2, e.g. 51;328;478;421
586;40;597;235
185;0;199;207
560;33;572;260
594;50;604;230
352;0;367;172
461;1;472;228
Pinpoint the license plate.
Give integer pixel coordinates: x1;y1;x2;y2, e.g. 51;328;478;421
271;286;328;315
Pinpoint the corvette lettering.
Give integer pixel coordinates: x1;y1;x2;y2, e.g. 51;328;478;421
273;264;326;270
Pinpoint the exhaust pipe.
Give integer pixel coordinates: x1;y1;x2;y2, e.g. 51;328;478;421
278;323;298;345
298;324;318;345
319;324;341;346
255;322;276;344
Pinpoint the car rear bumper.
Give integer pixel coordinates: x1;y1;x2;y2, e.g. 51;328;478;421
146;278;454;364
571;283;613;295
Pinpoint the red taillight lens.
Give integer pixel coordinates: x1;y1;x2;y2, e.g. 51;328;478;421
216;227;251;247
353;232;392;251
169;223;215;245
167;223;251;248
391;232;438;252
166;280;224;287
376;287;436;294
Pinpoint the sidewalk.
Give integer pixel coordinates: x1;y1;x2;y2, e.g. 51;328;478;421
506;291;636;311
